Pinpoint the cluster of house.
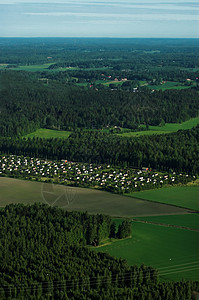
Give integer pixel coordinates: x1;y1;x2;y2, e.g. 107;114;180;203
0;155;195;193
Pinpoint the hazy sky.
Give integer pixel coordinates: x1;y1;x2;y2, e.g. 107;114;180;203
1;0;199;38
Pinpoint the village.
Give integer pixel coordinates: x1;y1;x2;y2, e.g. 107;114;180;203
0;155;195;194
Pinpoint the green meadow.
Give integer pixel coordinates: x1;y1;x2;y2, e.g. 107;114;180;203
147;116;199;131
7;63;55;72
1;177;198;281
128;186;199;211
147;81;192;91
133;213;199;230
0;64;112;72
94;220;199;281
24;128;71;139
118;116;199;137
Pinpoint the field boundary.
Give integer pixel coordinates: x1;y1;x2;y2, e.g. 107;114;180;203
132;218;199;232
126;193;199;212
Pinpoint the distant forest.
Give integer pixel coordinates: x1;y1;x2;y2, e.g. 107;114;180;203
0;71;199;137
0;38;199;174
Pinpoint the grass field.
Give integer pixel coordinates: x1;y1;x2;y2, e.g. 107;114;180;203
0;177;190;217
7;63;55;72
1;177;198;282
128;186;199;211
0;64;112;72
24;128;71;139
94;221;199;281
133;214;199;230
147;81;191;91
118;116;199;137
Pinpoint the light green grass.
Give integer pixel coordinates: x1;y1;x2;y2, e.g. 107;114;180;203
103;80;124;86
94;221;199;281
8;65;111;72
133;214;199;230
118;116;199;137
24;128;71;139
147;81;191;91
0;177;190;217
118;130;172;137
128;186;199;211
8;63;56;72
148;116;199;131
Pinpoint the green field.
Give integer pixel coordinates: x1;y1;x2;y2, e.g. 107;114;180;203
0;64;112;72
1;177;198;281
128;186;199;211
94;220;199;281
147;81;192;91
118;116;199;137
0;177;190;217
133;213;199;230
24;128;71;139
5;63;55;72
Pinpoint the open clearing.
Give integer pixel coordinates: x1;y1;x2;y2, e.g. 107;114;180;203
147;81;192;91
118;116;199;137
128;186;199;211
94;220;199;281
25;116;199;139
0;177;191;217
24;128;71;139
147;116;199;132
133;214;199;230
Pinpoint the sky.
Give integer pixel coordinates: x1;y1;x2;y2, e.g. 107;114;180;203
1;0;199;38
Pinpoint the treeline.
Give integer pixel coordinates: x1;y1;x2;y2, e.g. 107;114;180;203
41;68;198;88
0;126;198;173
0;203;198;299
0;71;199;136
1;38;199;64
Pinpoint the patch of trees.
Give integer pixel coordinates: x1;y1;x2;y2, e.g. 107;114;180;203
0;203;198;299
0;125;199;174
0;71;199;137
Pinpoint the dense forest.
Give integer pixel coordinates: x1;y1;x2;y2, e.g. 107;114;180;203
0;71;199;137
0;203;198;299
0;38;199;299
0;125;198;173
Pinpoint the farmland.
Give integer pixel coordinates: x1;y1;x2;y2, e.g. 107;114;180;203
94;220;199;281
0;177;198;282
0;63;55;72
0;177;191;217
128;186;199;211
133;214;199;230
23;116;199;140
147;81;192;91
24;128;71;139
0;63;112;72
118;116;199;137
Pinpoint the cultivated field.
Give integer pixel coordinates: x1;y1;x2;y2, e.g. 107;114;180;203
94;220;199;281
0;177;191;217
1;177;198;282
133;214;199;230
128;186;199;211
24;128;71;139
